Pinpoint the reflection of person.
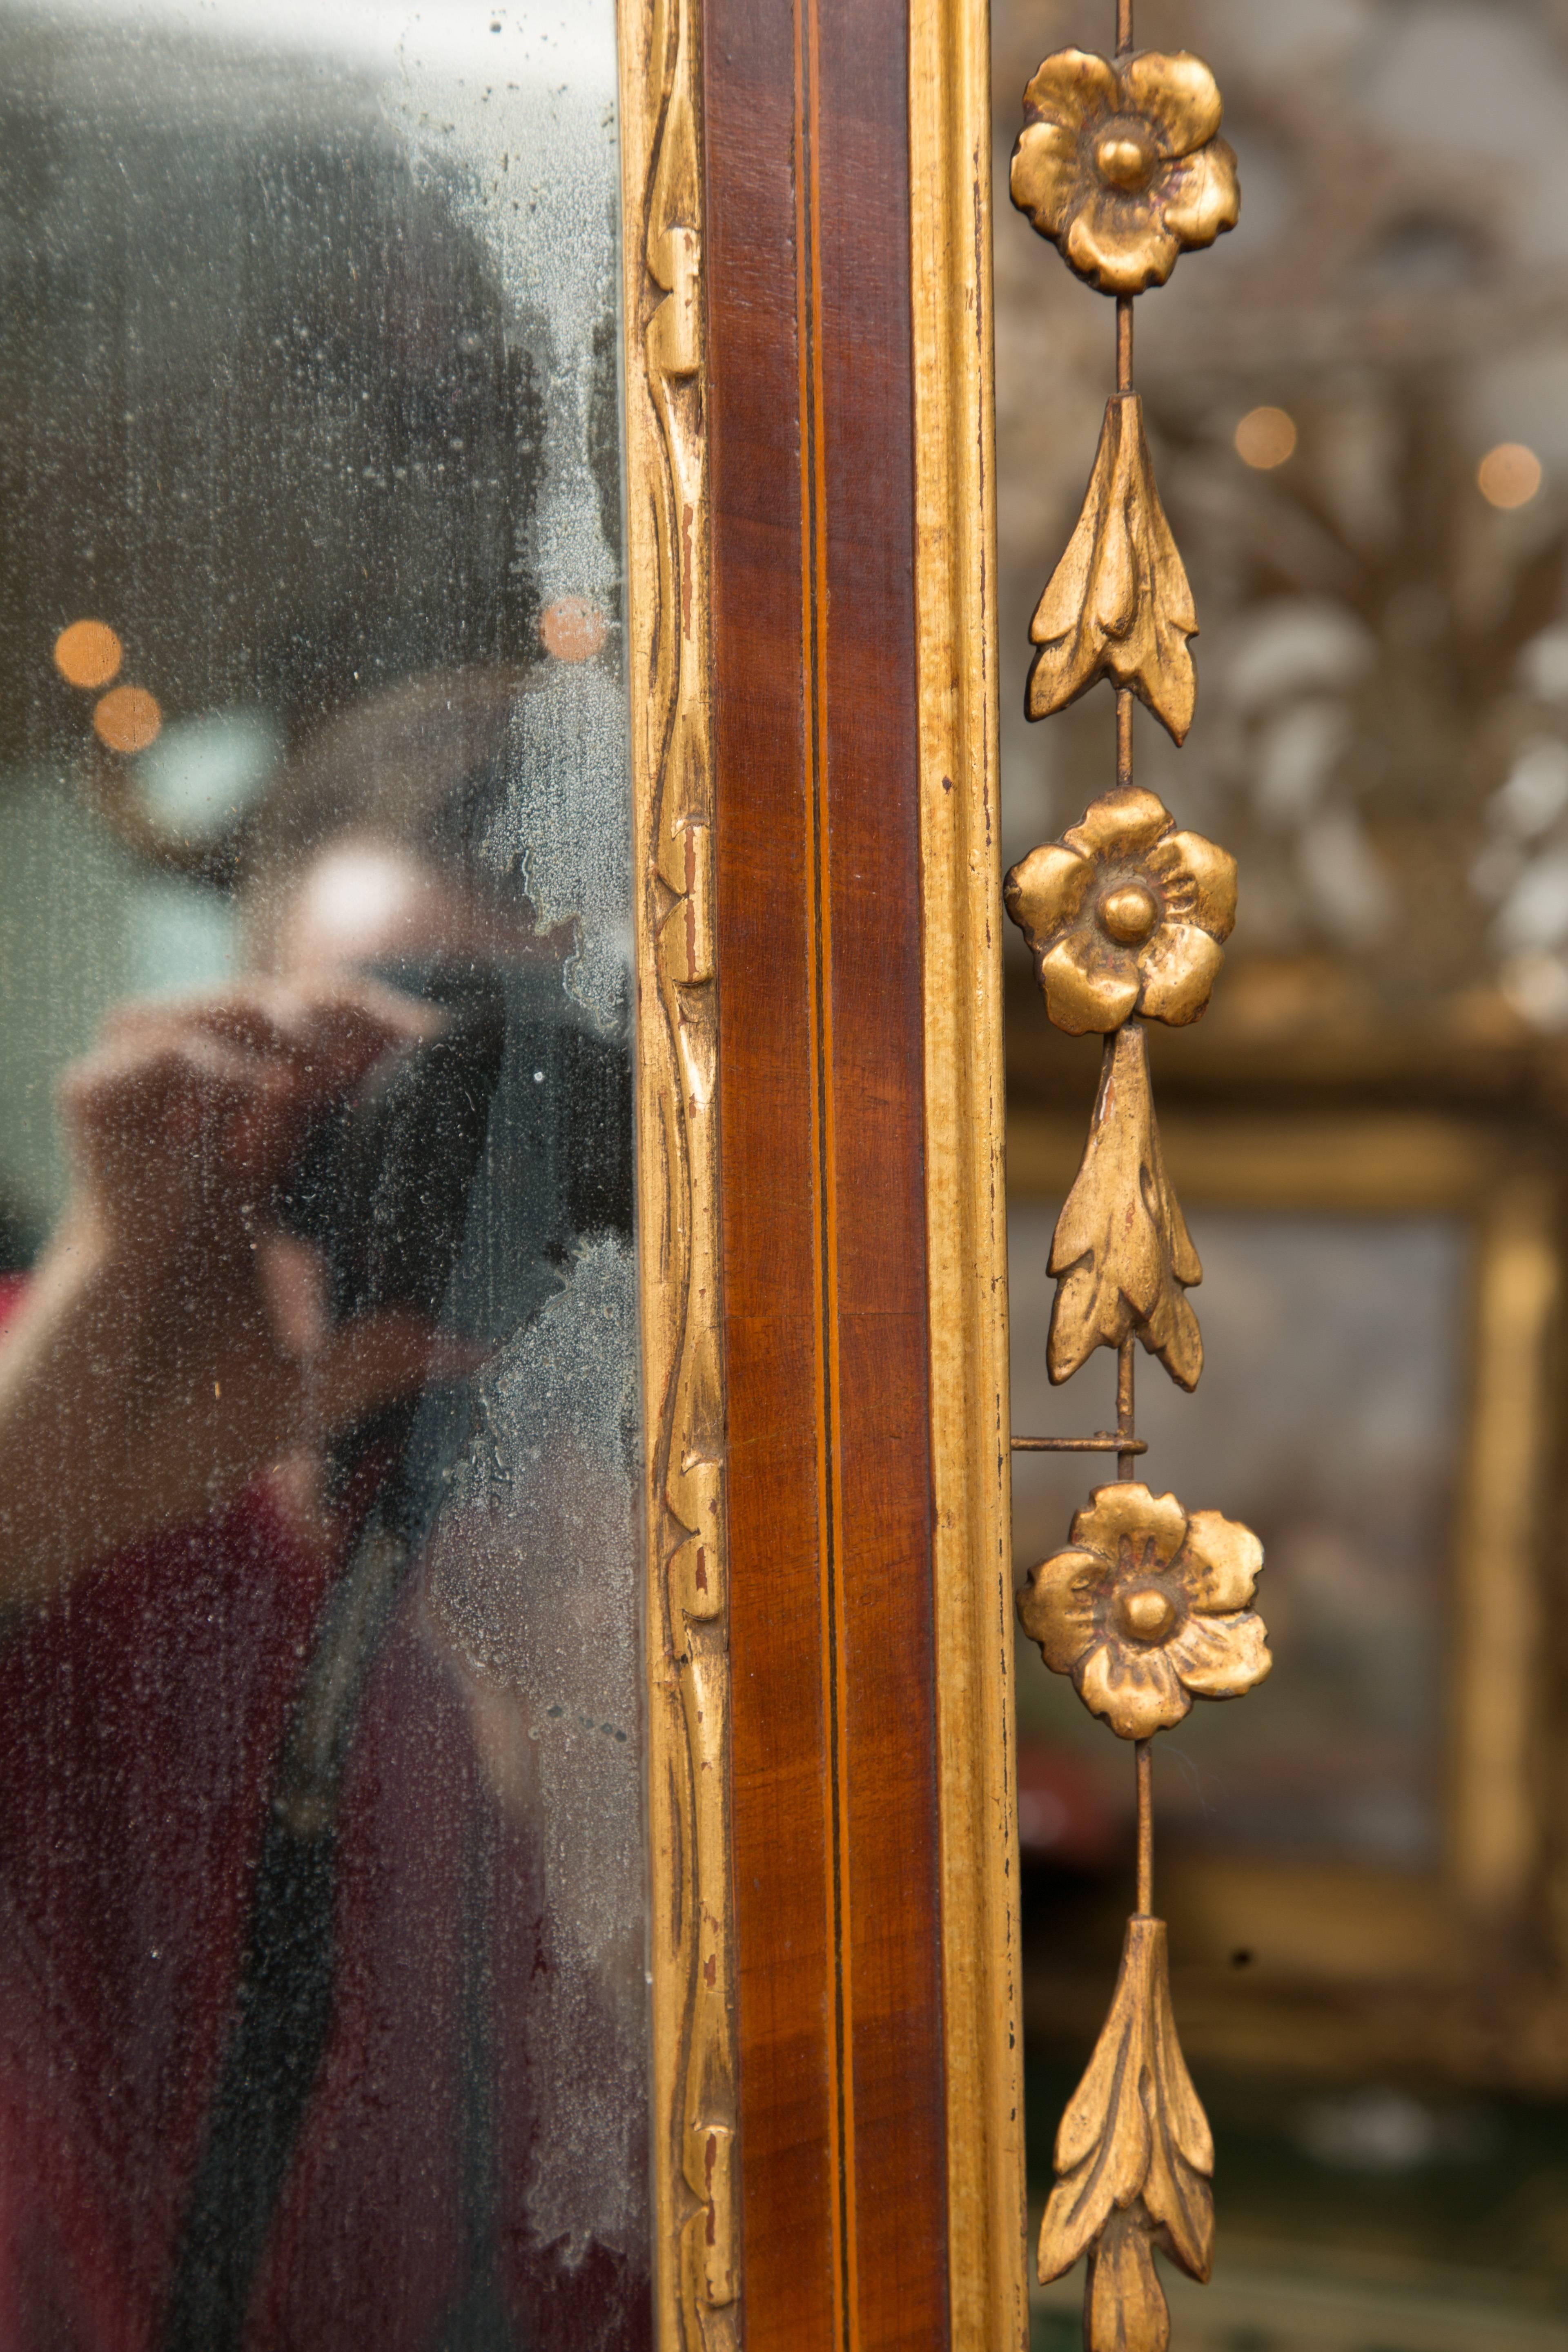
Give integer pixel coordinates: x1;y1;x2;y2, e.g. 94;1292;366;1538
0;973;451;1596
0;675;649;2352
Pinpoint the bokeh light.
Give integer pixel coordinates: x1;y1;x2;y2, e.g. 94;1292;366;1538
53;619;122;690
92;684;162;755
1478;442;1543;510
1234;405;1298;470
541;596;608;662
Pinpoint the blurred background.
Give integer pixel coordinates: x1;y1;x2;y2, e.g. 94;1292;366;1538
993;1;1568;2344
0;0;624;1241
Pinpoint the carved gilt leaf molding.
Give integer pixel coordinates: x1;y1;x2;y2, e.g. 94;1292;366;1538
1048;1021;1203;1390
619;1;737;2345
1027;394;1197;744
1039;1918;1214;2316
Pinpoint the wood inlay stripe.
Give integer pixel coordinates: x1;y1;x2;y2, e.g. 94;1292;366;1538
708;0;948;2339
793;1;857;2345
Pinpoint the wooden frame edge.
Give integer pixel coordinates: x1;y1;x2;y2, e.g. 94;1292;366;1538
619;5;738;2347
909;5;1030;2345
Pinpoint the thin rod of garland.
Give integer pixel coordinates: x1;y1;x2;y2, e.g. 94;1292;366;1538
1004;8;1261;2346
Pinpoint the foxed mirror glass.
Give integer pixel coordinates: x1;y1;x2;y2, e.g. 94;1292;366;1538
0;4;650;2346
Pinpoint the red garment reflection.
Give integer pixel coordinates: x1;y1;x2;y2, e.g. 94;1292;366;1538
0;1441;648;2348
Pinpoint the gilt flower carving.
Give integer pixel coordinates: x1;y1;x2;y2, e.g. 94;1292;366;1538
1005;786;1237;1036
1018;1482;1270;1742
1011;48;1240;297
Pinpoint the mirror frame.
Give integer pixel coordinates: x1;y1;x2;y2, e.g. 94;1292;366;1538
619;0;1025;2344
619;0;735;2343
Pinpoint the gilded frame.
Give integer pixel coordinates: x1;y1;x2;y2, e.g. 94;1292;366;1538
910;2;1030;2345
1007;1102;1561;2079
618;2;736;2347
621;0;1027;2337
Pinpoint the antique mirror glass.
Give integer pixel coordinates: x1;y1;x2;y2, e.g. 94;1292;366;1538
0;4;649;2344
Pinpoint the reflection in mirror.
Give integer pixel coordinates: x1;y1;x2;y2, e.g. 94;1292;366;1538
0;6;649;2347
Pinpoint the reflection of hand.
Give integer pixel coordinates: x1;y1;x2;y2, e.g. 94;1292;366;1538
0;982;463;1603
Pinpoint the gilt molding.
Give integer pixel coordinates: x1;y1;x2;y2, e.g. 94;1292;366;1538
617;1;736;2345
909;0;1030;2343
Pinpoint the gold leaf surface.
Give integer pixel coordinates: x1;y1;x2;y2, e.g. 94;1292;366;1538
1048;1022;1202;1390
1085;2209;1170;2352
1027;395;1197;745
1039;1917;1214;2347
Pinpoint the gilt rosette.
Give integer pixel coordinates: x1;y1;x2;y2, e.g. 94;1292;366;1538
1018;1481;1270;1741
1011;47;1239;295
1006;786;1237;1036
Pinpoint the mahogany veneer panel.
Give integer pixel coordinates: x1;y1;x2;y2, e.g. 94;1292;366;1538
706;0;949;2343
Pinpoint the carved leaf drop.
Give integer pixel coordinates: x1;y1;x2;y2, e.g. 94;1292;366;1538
1048;1022;1202;1390
1027;394;1197;745
1039;1917;1214;2352
1085;2210;1172;2352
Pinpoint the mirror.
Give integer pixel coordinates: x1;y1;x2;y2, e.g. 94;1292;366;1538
0;4;650;2345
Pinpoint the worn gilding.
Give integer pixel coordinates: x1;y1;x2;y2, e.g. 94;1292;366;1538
619;0;736;2344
